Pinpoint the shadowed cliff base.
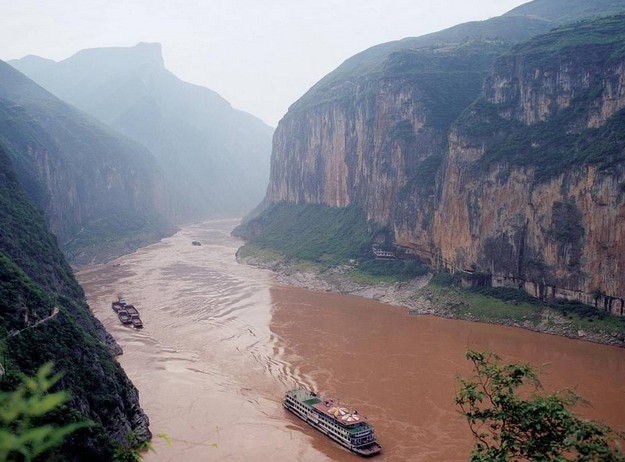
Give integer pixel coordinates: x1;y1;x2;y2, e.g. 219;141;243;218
237;248;625;348
235;203;625;348
63;211;177;267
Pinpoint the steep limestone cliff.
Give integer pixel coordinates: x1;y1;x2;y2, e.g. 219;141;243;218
269;78;443;223
265;2;617;225
256;7;625;314
433;14;625;312
268;41;507;227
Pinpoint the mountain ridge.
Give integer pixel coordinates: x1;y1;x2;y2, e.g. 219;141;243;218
0;59;174;264
0;142;150;460
287;0;625;118
10;42;274;221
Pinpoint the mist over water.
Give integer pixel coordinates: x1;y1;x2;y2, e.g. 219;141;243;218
77;220;625;461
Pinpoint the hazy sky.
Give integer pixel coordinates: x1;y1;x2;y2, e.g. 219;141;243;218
2;0;528;126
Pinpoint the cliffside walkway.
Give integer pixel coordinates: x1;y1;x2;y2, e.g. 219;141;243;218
8;306;59;338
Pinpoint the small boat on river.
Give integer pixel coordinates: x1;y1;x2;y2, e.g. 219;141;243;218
125;305;140;316
284;388;381;456
130;315;143;329
112;298;144;328
117;310;132;324
111;298;126;312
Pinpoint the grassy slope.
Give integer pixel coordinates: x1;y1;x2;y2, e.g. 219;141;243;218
236;203;373;263
237;203;433;284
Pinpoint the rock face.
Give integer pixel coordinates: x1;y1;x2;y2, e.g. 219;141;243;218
434;15;625;312
11;43;273;221
260;7;625;314
0;144;150;460
268;40;507;224
0;60;172;263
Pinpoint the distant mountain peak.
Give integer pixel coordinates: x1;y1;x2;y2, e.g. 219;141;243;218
129;41;164;63
16;54;56;65
10;41;273;221
135;41;162;52
67;42;165;71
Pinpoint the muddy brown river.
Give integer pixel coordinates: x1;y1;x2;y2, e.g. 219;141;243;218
76;220;625;461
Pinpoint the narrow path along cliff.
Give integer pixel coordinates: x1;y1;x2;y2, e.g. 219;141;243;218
8;306;59;337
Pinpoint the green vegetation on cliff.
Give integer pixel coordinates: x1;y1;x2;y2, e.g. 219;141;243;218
459;93;625;181
503;0;625;24
235;203;431;283
505;12;625;66
290;15;557;115
235;203;372;263
290;39;508;135
290;1;625;118
0;145;150;460
0;149;79;300
458;14;625;183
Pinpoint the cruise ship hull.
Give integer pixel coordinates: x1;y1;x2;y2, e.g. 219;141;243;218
284;389;382;457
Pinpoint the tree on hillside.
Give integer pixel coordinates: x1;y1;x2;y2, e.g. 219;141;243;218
456;351;625;461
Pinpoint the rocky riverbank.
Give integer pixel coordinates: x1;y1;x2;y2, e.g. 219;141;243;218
237;253;625;349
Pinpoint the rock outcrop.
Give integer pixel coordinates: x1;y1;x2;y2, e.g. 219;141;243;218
433;14;625;312
257;6;625;314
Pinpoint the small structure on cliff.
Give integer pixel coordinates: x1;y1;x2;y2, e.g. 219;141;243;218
372;245;396;259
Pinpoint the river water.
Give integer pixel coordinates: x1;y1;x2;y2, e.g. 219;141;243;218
76;219;625;461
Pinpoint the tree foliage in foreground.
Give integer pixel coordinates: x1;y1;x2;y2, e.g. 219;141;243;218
0;363;90;461
456;351;625;461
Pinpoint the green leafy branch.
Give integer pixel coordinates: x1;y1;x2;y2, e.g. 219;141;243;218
456;351;625;461
0;363;91;461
